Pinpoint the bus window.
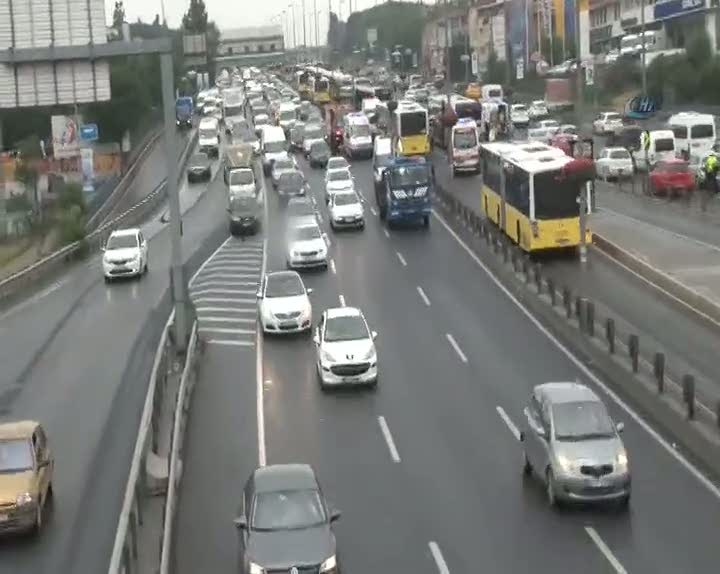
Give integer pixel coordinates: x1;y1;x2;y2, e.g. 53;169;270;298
400;112;427;136
483;154;502;191
505;166;530;216
533;170;581;220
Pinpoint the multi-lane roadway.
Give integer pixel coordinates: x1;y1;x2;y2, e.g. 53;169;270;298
174;146;720;573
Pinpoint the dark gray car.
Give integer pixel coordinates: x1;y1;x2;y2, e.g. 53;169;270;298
186;152;212;183
309;140;331;168
235;464;340;573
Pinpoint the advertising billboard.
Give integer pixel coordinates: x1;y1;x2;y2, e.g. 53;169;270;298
51;115;81;159
506;0;527;71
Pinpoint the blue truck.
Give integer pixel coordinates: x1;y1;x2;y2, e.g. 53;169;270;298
374;157;433;228
175;96;194;129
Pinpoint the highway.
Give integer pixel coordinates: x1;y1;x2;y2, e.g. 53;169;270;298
174;149;720;573
436;157;720;408
0;133;225;573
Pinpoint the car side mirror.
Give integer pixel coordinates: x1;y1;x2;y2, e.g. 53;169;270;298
306;288;314;294
256;290;262;299
234;516;247;530
615;422;625;433
313;330;320;345
330;507;341;522
371;330;378;340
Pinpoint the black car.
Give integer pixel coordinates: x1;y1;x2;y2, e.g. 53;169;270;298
277;170;308;198
235;464;341;574
309;140;331;168
186;152;212;182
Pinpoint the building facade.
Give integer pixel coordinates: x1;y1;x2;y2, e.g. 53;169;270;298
218;26;284;57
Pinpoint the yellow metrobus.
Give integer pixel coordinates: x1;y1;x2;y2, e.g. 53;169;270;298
311;76;331;105
480;141;594;252
297;71;311;101
391;101;430;157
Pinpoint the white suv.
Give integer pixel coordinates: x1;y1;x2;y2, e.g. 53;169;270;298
102;228;148;282
314;307;378;389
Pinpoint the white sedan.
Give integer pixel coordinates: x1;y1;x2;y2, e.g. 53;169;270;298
314;307;378;389
593;112;623;135
528;100;549;120
596;147;635;179
324;168;355;204
102;228;149;282
329;190;364;230
537;119;560;136
511;104;530;126
257;271;313;334
527;127;550;143
326;156;349;171
286;222;328;270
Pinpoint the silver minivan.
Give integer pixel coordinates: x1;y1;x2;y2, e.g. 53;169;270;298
521;382;630;508
372;136;393;189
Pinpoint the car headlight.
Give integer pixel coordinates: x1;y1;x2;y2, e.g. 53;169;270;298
321;349;334;364
320;555;337;573
616;450;629;472
556;454;577;474
16;492;33;506
361;346;376;361
248;563;265;574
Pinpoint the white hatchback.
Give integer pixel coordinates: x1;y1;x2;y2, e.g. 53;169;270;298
286;222;328;270
102;228;148;282
324;168;355;204
257;271;313;334
329;190;364;230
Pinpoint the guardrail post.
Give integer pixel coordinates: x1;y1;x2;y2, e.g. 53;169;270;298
654;352;665;394
628;334;639;373
563;287;572;318
606;318;615;353
502;243;509;263
682;374;695;420
548;278;556;305
715;400;720;429
574;296;582;318
586;301;595;336
578;298;588;333
534;264;542;293
523;258;531;283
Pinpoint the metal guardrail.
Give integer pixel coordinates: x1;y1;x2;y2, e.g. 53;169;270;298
0;130;198;304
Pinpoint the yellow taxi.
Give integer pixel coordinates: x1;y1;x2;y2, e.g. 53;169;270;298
0;421;54;534
465;82;482;101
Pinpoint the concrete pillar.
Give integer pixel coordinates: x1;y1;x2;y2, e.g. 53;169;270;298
705;11;718;53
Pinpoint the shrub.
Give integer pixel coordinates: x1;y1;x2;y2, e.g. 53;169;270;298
58;182;87;215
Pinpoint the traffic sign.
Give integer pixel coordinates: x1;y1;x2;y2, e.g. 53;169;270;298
80;123;99;142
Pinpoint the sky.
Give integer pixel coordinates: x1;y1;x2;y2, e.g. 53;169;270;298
108;0;399;47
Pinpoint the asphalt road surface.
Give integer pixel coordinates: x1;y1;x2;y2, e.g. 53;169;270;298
173;148;720;573
0;134;226;574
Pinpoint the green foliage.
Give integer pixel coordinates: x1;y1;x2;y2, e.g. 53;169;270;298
58;205;87;245
14;135;42;200
182;0;208;32
113;1;125;28
5;193;33;213
58;182;87;215
600;56;641;94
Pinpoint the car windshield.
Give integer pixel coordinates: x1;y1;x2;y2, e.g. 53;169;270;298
255;116;269;124
274;159;294;172
252;489;326;530
609;149;630;159
191;153;208;165
265;274;305;298
311;141;330;154
107;234;138;250
280;172;304;189
199;128;216;139
656;162;688;173
389;165;429;187
328;170;351;182
552;400;616;441
0;439;33;472
325;314;368;342
334;193;359;206
513;105;527;112
454;129;477;149
280;110;295;121
304;126;323;140
264;140;285;153
229;170;254;185
327;158;348;170
655;138;674;152
351;124;371;138
606;113;621;121
561;126;578;135
287;200;314;218
291;225;322;241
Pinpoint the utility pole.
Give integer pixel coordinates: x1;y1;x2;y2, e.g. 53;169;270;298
302;0;307;58
524;0;530;77
314;0;319;61
289;3;298;60
640;0;647;94
444;3;452;108
579;184;588;265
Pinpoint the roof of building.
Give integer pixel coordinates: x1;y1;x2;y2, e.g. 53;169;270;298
220;26;283;42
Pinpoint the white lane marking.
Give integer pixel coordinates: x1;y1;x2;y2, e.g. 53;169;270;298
585;527;628;574
383;228;390;238
417;286;431;307
329;259;337;274
191;280;259;288
257;238;268;468
200;264;261;273
207;338;254;347
378;416;401;463
191;288;257;296
496;406;521;441
200;316;256;324
194;272;260;280
189;236;232;287
432;209;720;500
210;253;264;260
445;333;468;364
338;294;346;307
370;206;378;216
195;306;257;314
396;251;407;267
600;206;720;254
428;541;450;574
194;297;256;304
199;326;255;335
311;196;317;206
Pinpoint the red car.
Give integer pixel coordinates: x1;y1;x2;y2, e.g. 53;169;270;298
649;159;695;197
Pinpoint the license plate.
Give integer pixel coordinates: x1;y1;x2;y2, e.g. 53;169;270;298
281;321;296;328
344;375;361;382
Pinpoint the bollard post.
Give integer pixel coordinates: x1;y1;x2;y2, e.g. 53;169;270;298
578;298;588;333
564;288;572;318
715;400;720;429
586;301;595;336
654;352;665;394
502;243;509;263
606;318;615;353
575;296;582;319
628;334;639;373
523;259;531;283
548;278;556;306
534;264;542;293
682;374;695;420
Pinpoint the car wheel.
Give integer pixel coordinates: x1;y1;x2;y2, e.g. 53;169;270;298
423;215;430;228
546;468;558;507
522;451;532;475
104;276;111;284
368;377;378;390
617;493;631;510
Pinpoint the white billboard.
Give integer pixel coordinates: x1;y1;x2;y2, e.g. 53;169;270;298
0;0;111;108
52;115;81;159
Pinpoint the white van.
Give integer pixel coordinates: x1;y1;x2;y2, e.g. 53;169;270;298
198;117;220;158
276;101;297;131
635;129;676;171
261;125;288;175
668;112;716;164
450;118;480;175
343;112;373;159
372;136;393;187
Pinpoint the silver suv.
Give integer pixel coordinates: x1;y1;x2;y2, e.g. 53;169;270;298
521;382;630;508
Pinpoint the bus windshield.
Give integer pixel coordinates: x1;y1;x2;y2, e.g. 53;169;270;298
533;169;582;220
399;111;427;137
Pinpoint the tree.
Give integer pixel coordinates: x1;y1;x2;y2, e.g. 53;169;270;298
14;135;43;217
112;1;125;29
182;0;209;33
